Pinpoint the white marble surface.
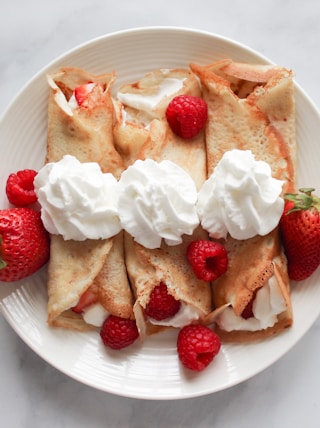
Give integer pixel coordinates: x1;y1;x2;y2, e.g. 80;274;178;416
1;1;320;427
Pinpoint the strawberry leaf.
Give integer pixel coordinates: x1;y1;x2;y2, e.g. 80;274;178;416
284;188;320;213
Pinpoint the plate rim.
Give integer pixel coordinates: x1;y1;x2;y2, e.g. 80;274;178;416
1;26;320;123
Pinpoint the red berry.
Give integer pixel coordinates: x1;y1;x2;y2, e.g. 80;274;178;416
100;315;139;350
71;288;98;314
177;324;221;372
241;289;259;319
187;239;228;282
241;299;254;319
280;188;320;281
166;95;208;139
145;282;181;320
0;208;50;282
6;169;38;207
74;82;104;107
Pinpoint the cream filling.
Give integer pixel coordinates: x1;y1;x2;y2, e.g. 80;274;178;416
47;74;74;117
216;275;287;332
118;76;186;128
117;77;185;112
82;303;109;327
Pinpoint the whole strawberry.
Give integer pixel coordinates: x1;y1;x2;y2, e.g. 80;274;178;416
280;188;320;281
166;95;208;139
0;208;50;282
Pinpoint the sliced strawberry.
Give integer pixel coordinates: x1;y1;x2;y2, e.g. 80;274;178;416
74;82;95;105
71;288;98;314
74;82;104;107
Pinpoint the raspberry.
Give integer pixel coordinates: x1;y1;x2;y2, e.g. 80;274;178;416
6;169;38;207
187;239;228;282
100;315;139;350
166;95;208;139
177;324;221;371
145;282;181;320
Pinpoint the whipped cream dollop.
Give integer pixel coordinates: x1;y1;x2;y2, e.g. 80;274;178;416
118;159;199;249
216;275;287;331
34;155;121;241
148;302;203;328
197;149;284;240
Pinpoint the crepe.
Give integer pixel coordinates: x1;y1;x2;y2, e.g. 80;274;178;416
190;59;296;341
114;68;212;337
45;67;134;330
114;68;206;180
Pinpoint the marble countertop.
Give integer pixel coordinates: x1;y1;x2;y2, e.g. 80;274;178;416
1;1;320;427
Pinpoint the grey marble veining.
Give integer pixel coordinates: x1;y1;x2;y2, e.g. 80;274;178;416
1;1;320;427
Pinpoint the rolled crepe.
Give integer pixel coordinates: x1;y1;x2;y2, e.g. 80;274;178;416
191;59;295;341
114;69;212;337
46;67;134;330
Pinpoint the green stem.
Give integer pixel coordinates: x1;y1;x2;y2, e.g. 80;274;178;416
284;188;320;213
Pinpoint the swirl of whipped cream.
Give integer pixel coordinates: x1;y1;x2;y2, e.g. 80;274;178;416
34;155;121;241
118;159;199;249
197;149;284;240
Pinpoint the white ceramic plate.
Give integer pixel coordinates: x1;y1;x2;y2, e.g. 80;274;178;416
1;27;320;400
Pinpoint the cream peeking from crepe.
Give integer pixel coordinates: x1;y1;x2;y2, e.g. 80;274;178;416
191;59;296;341
44;67;134;331
114;68;212;337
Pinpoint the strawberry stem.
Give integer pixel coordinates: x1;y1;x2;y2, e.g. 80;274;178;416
284;188;320;213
